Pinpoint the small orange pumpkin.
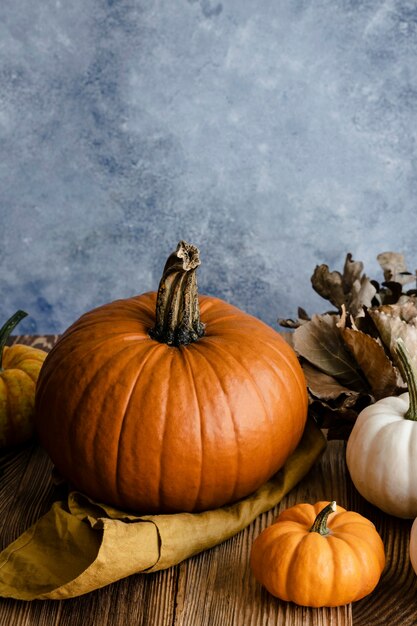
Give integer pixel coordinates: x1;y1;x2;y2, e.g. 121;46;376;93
0;310;47;447
250;501;385;607
35;241;308;513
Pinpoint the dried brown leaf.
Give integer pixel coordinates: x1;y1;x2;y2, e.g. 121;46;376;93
369;304;417;376
352;307;381;337
293;314;367;390
310;255;376;317
277;250;417;440
398;294;417;307
278;307;311;330
298;307;311;321
342;253;363;292
309;392;373;440
311;264;345;310
348;275;377;317
378;281;404;305
302;362;355;400
341;327;397;400
377;251;415;285
382;300;417;323
279;318;306;329
278;318;302;329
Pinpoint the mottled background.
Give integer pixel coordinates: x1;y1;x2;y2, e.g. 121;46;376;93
1;0;417;334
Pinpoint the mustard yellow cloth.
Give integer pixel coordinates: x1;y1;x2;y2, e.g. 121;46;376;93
0;419;325;600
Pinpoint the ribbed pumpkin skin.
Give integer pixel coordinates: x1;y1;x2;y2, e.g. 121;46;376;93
1;345;47;447
346;394;417;518
250;502;385;607
35;292;308;513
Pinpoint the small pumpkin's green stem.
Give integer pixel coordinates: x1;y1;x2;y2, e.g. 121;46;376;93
0;310;28;370
395;338;417;421
309;501;336;535
149;241;205;347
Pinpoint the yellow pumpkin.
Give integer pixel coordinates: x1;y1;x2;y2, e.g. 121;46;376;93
0;310;47;447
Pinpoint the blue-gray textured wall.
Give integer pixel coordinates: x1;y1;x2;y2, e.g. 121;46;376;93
2;0;417;334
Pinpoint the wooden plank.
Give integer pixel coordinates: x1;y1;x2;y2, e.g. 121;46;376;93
3;334;417;624
0;445;57;550
0;428;352;625
170;441;352;626
0;442;179;626
0;335;179;626
348;475;417;626
0;441;62;626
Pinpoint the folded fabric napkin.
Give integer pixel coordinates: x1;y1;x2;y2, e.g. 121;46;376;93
0;418;326;600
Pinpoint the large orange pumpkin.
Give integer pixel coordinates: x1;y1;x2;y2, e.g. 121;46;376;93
35;241;308;513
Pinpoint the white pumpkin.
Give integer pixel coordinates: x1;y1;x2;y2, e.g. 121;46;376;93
346;338;417;519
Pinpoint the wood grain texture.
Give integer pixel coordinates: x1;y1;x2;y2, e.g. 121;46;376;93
0;335;416;624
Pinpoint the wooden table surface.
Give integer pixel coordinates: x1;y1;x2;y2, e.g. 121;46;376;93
1;336;417;625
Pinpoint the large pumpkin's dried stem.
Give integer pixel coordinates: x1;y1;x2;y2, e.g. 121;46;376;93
0;310;28;370
150;241;205;346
